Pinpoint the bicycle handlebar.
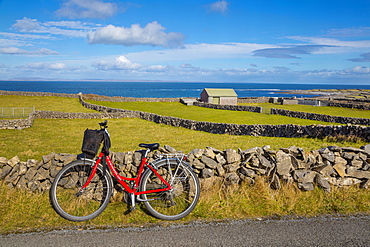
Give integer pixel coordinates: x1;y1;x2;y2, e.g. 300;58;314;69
99;120;108;129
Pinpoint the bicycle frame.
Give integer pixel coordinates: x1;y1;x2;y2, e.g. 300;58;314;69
80;151;172;196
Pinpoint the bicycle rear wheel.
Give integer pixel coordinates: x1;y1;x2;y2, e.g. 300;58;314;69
49;160;113;222
140;159;200;220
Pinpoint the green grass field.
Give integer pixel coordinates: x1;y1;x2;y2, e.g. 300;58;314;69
0;95;369;234
86;100;338;125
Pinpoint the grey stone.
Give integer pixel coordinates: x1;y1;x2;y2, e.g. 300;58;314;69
34;168;49;181
315;174;331;192
276;150;293;176
215;153;226;165
1;165;12;179
27;159;38;168
342;152;356;160
224;163;240;173
333;163;346;178
192;159;205;170
201;155;218;169
346;170;370;179
361;144;370;154
164;145;176;153
204;147;216;159
216;164;225;177
16;176;28;189
189;149;204;158
19;163;27;175
50;166;62;178
24;168;37;181
337;177;362;186
242;147;262;155
201;168;214;178
321;152;335;163
298;182;314;191
42;152;55;164
314;164;335;177
239;167;256;178
224;149;241;164
258;155;273;168
8;156;20;167
351;159;363;168
0;157;8;166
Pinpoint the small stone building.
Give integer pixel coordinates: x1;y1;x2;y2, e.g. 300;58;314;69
200;88;238;105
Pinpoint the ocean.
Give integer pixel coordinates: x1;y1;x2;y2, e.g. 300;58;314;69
1;81;370;98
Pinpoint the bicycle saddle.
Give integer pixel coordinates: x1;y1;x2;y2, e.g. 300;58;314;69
139;143;160;150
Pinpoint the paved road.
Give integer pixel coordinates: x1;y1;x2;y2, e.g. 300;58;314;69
1;215;369;247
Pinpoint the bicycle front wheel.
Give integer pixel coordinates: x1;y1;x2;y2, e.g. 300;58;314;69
49;160;113;222
140;159;200;220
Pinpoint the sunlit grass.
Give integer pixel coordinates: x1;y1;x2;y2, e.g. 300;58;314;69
0;118;366;161
0;95;97;114
1;179;369;234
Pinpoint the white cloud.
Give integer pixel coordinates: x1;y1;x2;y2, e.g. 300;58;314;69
327;27;370;37
26;62;69;70
93;55;141;70
0;47;58;55
11;17;91;38
124;42;276;62
287;36;370;53
209;0;229;14
87;21;185;47
55;0;118;19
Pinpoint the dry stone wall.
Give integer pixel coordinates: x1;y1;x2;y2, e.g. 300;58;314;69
271;108;370;125
1;144;369;193
80;95;370;141
193;101;262;113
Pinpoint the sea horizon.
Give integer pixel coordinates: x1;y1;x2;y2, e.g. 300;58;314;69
1;80;370;99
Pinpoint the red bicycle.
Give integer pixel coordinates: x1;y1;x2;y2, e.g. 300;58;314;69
49;121;200;221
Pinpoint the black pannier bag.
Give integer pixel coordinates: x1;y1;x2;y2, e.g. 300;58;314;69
81;129;104;157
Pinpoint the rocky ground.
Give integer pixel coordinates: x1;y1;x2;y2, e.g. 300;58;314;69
282;89;370;99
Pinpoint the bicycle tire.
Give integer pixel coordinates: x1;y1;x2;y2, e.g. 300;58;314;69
139;158;200;220
49;160;113;222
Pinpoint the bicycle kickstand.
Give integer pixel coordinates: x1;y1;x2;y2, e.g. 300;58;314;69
129;193;136;212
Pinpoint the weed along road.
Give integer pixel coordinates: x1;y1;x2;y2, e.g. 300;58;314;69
1;215;370;246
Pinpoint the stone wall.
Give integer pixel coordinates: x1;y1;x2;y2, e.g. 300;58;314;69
271;108;370;126
1;93;369;141
0;116;33;130
0;90;77;98
320;99;370;110
82;93;180;102
79;95;370;141
238;97;270;103
1;144;369;193
194;101;262;113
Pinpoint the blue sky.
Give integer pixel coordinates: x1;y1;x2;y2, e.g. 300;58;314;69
0;0;370;84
